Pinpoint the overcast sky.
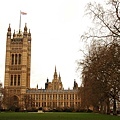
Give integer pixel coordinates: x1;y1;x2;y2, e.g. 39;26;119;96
0;0;103;89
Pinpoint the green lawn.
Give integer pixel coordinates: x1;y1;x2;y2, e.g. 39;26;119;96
0;112;119;120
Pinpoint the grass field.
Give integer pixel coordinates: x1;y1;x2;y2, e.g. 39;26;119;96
0;112;119;120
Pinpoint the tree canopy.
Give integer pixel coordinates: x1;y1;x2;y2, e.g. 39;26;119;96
78;0;120;115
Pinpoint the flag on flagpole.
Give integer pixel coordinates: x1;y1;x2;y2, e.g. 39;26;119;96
19;11;27;30
21;11;27;15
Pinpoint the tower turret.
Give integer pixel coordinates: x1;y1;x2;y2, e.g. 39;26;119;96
59;72;61;81
7;24;11;38
28;29;31;36
45;78;49;89
13;30;15;38
28;29;31;41
24;23;27;36
73;79;78;89
24;23;27;31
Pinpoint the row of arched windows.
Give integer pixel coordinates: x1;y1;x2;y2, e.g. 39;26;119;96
11;54;21;65
10;74;21;86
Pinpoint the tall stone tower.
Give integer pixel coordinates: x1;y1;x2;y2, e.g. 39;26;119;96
4;23;31;109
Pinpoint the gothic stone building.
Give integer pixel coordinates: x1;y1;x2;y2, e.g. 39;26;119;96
4;24;81;110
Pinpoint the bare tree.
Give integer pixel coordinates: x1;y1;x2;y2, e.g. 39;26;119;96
82;0;120;41
22;94;35;110
78;0;120;115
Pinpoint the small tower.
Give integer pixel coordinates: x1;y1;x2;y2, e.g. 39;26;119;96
52;66;63;90
37;84;38;89
24;23;27;35
73;79;78;89
45;78;49;89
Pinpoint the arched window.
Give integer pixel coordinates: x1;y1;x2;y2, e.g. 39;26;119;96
14;75;16;86
15;54;17;64
10;75;13;86
11;54;14;65
18;54;21;64
18;75;20;86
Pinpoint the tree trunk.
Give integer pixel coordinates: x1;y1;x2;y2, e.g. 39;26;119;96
106;98;110;114
113;98;117;115
100;103;103;113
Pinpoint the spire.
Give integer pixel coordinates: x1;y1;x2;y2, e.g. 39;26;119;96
73;79;78;89
13;30;15;38
8;24;11;31
47;78;49;83
7;24;11;38
24;23;27;36
28;29;31;41
59;72;61;81
28;29;31;36
19;29;21;34
54;66;57;79
59;72;60;77
55;66;56;72
24;23;27;32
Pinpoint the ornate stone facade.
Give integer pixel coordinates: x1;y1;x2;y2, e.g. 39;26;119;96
4;24;81;110
26;67;81;110
4;24;31;109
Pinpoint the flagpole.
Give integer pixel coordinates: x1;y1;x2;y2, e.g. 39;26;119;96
19;10;21;30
